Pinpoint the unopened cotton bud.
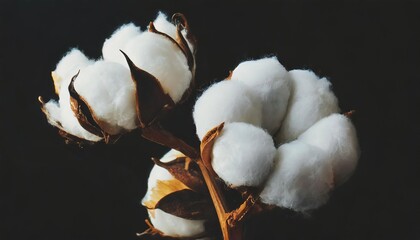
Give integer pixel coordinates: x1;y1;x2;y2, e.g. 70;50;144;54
260;141;333;212
211;122;276;188
231;57;291;134
52;48;94;94
142;150;206;238
124;32;191;103
74;60;137;135
147;208;206;238
276;70;340;144
298;114;360;186
193;80;263;140
102;23;142;65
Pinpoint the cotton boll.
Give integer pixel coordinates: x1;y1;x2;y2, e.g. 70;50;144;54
298;114;360;186
124;32;191;103
211;122;276;188
74;60;137;135
52;48;94;94
231;57;291;134
102;23;141;65
148;209;206;238
276;70;340;144
260;141;334;212
193;80;263;140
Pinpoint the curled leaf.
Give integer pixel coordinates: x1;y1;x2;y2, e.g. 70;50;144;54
152;157;207;194
155;189;216;220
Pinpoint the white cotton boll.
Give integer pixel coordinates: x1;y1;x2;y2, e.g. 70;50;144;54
193;80;263;140
102;23;141;65
74;60;137;135
124;32;191;103
211;122;276;187
230;57;291;134
275;70;340;144
148;209;206;238
298;114;360;186
53;48;94;93
42;100;61;128
260;141;334;212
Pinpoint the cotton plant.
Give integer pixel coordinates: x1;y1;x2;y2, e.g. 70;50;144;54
39;11;360;240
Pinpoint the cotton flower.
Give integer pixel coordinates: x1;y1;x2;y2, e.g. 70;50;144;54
230;57;291;134
275;70;340;144
211;122;276;188
193;80;263;140
142;150;207;238
260;140;334;212
298;113;360;186
102;23;142;65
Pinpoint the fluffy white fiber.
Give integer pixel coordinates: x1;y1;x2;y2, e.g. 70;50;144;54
53;48;94;94
298;114;360;186
102;23;142;66
148;208;206;238
74;60;137;135
211;122;276;188
143;150;205;238
260;141;334;212
230;57;291;134
123;31;191;103
193;80;263;140
43;49;102;142
275;70;340;144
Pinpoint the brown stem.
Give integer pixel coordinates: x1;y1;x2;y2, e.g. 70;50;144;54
141;123;199;158
196;159;243;240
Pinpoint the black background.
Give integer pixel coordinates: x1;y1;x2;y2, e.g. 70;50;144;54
1;0;419;239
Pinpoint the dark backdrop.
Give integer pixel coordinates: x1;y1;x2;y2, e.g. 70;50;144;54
1;1;419;240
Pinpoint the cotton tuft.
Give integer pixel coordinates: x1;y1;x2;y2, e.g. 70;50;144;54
52;48;94;94
74;60;137;135
211;122;276;188
193;80;263;140
275;70;339;144
148;208;206;238
298;114;360;186
231;57;291;134
102;23;142;66
260;141;334;212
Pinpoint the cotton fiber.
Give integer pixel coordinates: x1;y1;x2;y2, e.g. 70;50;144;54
193;80;263;140
211;122;276;187
276;70;339;144
260;141;334;212
102;23;142;66
231;57;291;134
74;60;137;135
298;114;360;186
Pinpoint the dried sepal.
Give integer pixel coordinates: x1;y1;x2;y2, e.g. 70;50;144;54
152;156;208;194
200;122;225;175
142;178;190;210
155;189;216;220
171;13;196;53
121;51;175;128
